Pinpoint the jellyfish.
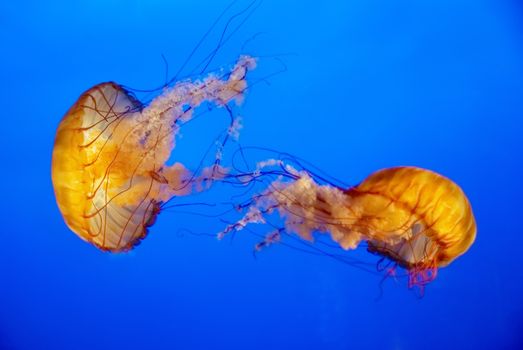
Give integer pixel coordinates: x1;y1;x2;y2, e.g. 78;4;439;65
222;164;476;288
51;55;256;252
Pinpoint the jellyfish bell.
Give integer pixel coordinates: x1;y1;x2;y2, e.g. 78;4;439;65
51;56;256;252
224;164;476;288
345;167;476;286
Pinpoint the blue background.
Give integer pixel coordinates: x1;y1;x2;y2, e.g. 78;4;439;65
1;0;522;349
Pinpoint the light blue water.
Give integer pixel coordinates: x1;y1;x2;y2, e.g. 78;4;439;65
1;1;522;349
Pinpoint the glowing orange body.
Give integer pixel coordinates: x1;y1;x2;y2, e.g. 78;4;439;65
348;167;476;279
51;83;177;252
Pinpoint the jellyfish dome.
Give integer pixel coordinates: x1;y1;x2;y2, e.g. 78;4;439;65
347;167;476;286
51;56;256;252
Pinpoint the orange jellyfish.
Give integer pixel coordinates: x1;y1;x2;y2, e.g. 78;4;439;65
51;56;256;252
222;165;476;288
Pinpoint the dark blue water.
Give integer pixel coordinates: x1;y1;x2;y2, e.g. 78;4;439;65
1;1;522;349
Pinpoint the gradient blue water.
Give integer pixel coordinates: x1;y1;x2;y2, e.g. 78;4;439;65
1;1;522;349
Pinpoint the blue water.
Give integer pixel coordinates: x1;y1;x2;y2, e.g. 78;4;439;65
1;1;522;349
